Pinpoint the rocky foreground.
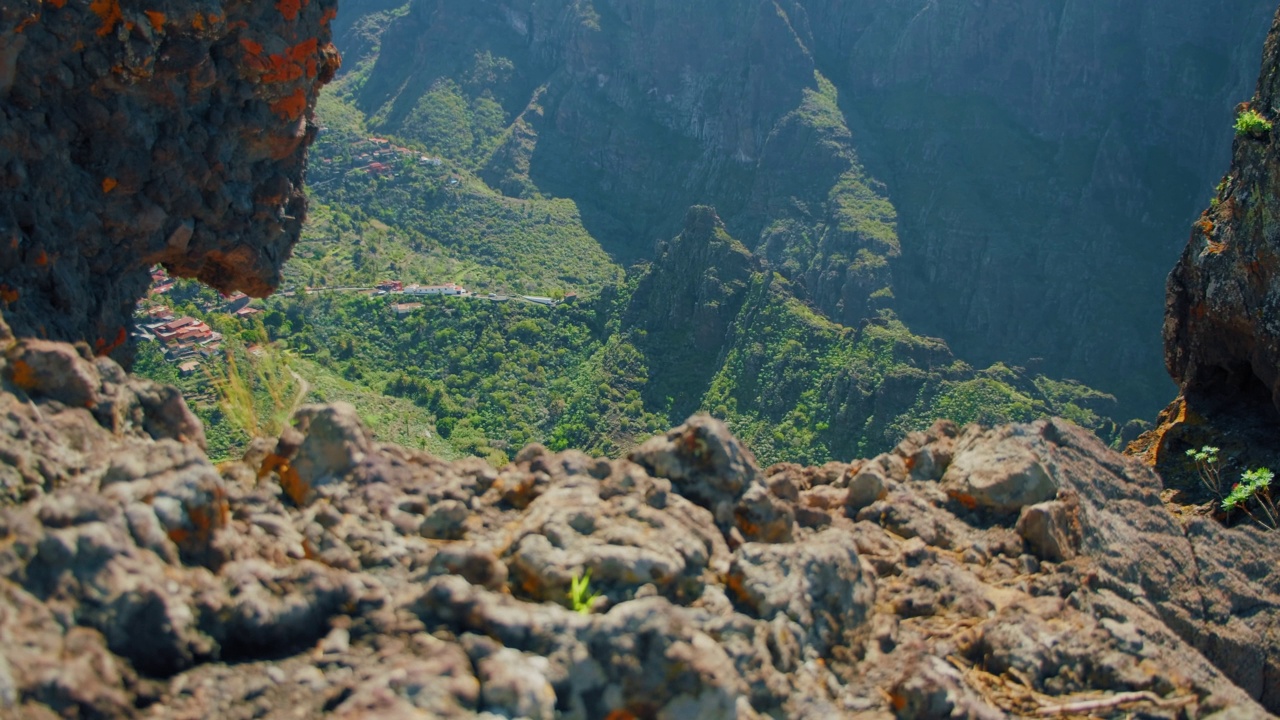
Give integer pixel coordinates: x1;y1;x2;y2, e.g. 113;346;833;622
2;313;1279;719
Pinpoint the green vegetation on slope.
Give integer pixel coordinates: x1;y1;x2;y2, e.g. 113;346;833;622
129;11;1130;467
295;90;623;297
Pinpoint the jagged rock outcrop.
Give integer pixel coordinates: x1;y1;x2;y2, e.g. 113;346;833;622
1130;6;1280;498
0;0;338;353
2;322;1279;717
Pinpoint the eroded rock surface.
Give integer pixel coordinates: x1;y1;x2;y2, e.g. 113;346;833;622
0;0;338;353
1131;6;1280;500
1;336;1278;718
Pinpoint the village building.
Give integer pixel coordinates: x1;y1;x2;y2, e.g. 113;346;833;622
223;292;251;313
392;302;424;317
404;283;468;297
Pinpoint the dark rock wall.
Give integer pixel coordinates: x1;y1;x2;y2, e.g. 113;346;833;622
1166;8;1280;416
804;0;1274;419
0;0;338;355
1131;6;1280;493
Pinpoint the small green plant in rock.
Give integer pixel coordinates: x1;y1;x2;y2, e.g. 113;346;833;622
1222;468;1278;530
568;570;601;615
1186;445;1223;499
1234;108;1273;138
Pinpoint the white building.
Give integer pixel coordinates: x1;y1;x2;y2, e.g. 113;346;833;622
404;283;468;296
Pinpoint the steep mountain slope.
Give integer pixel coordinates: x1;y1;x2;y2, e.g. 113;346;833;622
341;0;901;327
334;0;1271;420
620;207;1120;463
803;0;1275;421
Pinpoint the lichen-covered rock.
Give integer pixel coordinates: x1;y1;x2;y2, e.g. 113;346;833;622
942;423;1057;513
630;414;795;543
1165;10;1280;417
0;0;338;353
2;349;1280;717
286;402;377;501
1016;492;1083;562
1135;6;1280;492
4;339;102;409
726;529;874;658
0;348;208;504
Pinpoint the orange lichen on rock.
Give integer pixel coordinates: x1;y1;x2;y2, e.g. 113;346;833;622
262;451;310;506
144;10;165;32
88;0;122;36
240;38;264;56
723;570;752;605
291;38;319;78
8;360;37;391
15;14;39;33
167;492;230;550
0;285;17;304
93;327;126;356
33;250;48;266
276;0;306;22
102;177;117;193
320;7;337;24
947;491;979;510
262;54;303;83
520;574;541;596
270;88;307;120
47;0;67;8
260;39;320;83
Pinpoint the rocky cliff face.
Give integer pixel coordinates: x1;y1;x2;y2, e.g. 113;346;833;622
622;206;758;419
1128;8;1280;497
1166;11;1280;416
803;0;1274;419
0;0;338;354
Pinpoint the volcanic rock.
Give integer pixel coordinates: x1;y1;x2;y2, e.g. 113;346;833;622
0;0;339;354
1;351;1278;717
1131;6;1280;500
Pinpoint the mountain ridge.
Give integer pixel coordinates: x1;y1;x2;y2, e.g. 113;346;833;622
332;0;1273;420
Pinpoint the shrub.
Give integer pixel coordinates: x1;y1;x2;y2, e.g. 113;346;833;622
1185;445;1223;499
1222;468;1277;530
1234;108;1272;138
